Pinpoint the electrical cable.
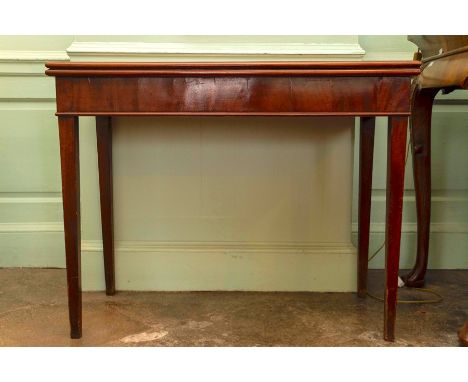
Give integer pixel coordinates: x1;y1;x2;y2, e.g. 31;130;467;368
367;287;443;304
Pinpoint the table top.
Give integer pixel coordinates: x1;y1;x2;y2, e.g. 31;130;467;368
46;61;420;117
45;61;421;77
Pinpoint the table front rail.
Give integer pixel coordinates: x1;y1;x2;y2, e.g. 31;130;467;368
55;76;412;116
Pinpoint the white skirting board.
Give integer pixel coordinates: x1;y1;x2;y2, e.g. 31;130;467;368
2;231;468;291
80;241;357;292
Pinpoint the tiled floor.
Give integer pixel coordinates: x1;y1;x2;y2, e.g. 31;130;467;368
0;268;466;346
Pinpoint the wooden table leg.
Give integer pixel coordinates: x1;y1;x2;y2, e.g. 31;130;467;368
357;117;375;297
96;117;115;296
384;116;408;341
58;116;82;339
403;87;439;288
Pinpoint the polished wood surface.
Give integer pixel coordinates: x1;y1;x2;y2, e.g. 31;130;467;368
45;61;419;117
401;87;439;287
52;76;412;116
46;60;419;341
47;61;418;117
45;60;421;75
357;117;375;298
58;116;81;339
96;116;115;296
384;117;408;341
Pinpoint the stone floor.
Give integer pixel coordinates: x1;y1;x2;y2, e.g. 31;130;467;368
0;268;466;346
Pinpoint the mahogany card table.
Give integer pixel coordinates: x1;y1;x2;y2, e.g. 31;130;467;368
45;61;420;341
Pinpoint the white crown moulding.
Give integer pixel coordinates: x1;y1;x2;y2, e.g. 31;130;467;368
0;41;366;69
66;41;366;60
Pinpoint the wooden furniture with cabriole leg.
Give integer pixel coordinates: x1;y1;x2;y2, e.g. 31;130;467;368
45;61;420;341
402;36;468;345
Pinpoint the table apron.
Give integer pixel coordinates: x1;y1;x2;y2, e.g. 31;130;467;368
55;76;412;115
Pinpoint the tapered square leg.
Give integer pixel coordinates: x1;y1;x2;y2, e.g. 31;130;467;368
96;116;115;296
357;117;375;297
384;116;408;341
58;116;82;339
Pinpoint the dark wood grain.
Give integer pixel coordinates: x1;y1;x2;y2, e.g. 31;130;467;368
58;116;82;339
402;87;439;287
357;117;375;297
384;116;408;342
96;117;115;296
53;76;412;116
47;60;418;341
45;60;421;76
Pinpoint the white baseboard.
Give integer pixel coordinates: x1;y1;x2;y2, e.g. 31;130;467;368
81;241;357;292
2;225;468;290
0;231;357;291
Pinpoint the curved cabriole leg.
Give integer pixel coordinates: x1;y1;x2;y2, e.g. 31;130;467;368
96;117;115;296
58;116;82;339
402;87;439;288
384;116;408;342
357;117;375;297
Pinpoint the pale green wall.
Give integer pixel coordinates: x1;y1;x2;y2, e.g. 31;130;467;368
0;36;467;291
